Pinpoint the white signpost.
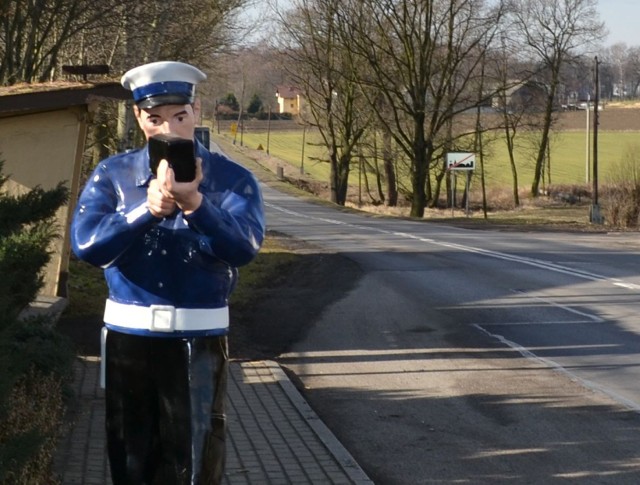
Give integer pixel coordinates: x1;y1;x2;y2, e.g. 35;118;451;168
446;152;475;216
446;152;475;171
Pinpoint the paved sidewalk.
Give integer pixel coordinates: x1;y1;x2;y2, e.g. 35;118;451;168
53;357;373;484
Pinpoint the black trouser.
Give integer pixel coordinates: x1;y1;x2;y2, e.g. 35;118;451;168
104;330;228;485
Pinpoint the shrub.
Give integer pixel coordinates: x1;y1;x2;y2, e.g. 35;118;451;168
0;158;74;483
0;367;67;484
602;182;640;228
0;316;74;485
0;162;69;324
546;184;591;204
602;147;640;228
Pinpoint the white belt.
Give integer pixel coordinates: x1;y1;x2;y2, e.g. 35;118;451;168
103;299;229;333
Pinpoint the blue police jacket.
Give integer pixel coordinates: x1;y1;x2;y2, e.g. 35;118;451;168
70;140;265;336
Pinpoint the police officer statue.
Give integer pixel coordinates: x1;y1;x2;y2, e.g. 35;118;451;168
71;61;266;484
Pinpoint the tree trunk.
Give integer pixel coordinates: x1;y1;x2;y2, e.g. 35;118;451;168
329;151;339;204
530;92;555;197
410;129;430;218
503;120;520;206
382;127;397;206
336;153;351;205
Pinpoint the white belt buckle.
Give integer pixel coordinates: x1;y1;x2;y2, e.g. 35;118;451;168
150;305;176;332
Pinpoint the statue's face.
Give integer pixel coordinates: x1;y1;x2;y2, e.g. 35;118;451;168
134;100;200;141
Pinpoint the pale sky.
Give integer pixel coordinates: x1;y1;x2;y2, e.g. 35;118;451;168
244;1;640;48
598;0;640;46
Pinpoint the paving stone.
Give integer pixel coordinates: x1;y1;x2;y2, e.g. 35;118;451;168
53;359;373;484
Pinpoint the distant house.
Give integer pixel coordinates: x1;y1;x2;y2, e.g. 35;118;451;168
275;85;302;115
492;80;547;111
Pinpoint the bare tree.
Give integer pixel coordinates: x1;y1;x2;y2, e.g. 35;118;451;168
624;46;640;98
486;30;550;206
380;122;398;206
226;44;288;112
106;0;250;74
0;0;130;84
277;0;372;205
338;0;505;217
128;0;247;66
507;0;605;197
599;43;640;100
0;0;251;86
599;43;630;100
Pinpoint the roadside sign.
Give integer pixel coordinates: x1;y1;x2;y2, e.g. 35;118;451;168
447;152;475;171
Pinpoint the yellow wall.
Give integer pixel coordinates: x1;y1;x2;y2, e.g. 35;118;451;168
277;96;300;115
0;108;86;297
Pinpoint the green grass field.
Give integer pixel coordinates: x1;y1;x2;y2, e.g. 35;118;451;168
221;126;640;191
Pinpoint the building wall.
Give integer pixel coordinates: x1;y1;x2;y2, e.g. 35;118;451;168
277;96;300;115
0;108;86;297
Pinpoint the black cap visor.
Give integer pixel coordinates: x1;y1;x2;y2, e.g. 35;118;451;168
136;93;193;109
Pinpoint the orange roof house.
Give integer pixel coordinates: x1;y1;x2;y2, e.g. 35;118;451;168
275;85;302;115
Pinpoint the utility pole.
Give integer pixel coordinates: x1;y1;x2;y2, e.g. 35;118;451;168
266;105;271;155
300;124;306;175
590;56;604;224
585;94;590;183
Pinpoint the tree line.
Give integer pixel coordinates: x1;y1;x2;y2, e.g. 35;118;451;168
0;0;250;85
270;0;611;216
3;0;637;216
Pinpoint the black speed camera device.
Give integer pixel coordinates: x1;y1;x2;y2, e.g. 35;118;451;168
148;133;196;182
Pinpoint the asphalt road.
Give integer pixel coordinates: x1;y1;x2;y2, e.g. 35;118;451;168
262;184;640;484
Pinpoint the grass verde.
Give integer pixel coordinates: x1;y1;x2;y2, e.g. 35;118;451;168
216;105;640;192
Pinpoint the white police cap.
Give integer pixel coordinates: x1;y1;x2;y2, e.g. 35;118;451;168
121;61;207;109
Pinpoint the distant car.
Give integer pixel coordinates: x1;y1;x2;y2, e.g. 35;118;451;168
576;102;604;111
